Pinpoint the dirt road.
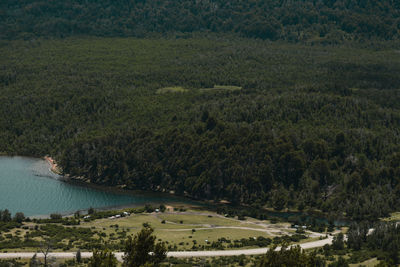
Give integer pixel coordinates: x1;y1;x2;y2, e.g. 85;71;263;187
0;235;333;261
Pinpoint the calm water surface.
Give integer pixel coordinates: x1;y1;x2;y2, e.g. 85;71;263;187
0;156;186;216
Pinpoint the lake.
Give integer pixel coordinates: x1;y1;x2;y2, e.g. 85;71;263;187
0;156;190;216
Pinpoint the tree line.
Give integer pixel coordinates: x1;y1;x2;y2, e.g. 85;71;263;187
0;0;399;42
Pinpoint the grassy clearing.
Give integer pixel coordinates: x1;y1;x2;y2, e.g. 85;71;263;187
200;85;242;92
381;212;400;221
156;86;188;94
157;213;249;227
0;207;316;253
78;211;313;250
80;212;272;250
349;257;379;267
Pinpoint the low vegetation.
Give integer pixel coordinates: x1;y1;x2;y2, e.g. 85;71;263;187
0;205;314;254
2;207;399;266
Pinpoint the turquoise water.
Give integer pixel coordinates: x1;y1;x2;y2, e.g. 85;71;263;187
0;156;185;216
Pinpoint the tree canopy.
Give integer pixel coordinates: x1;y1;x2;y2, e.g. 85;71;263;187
1;37;400;221
0;0;399;42
123;226;166;267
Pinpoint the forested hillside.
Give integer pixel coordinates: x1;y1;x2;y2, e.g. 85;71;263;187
1;38;400;220
1;0;399;42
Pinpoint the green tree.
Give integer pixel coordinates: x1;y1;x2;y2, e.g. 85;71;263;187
76;249;82;263
123;226;167;267
13;212;25;223
1;209;11;222
328;256;348;267
258;245;325;267
332;233;345;250
29;254;40;267
89;250;117;267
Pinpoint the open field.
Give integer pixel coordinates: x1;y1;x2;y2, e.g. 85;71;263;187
199;85;242;92
349;258;379;267
78;209;298;251
156;86;189;94
157;213;257;226
381;212;400;221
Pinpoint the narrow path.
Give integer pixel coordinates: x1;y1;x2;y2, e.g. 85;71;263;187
0;236;333;261
158;226;277;236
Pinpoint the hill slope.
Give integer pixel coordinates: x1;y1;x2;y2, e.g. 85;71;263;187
1;38;400;220
1;0;399;42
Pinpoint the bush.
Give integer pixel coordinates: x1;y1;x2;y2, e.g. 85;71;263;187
50;214;62;220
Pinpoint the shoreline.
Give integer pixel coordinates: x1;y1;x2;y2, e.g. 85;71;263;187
0;155;204;218
42;156;205;205
44;156;62;175
2;155;348;225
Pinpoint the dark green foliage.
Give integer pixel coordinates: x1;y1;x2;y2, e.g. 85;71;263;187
0;0;399;42
159;205;166;213
123;226;167;267
0;210;23;233
328;257;349;267
13;212;25;223
76;249;81;263
29;254;40;267
2;38;400;220
89;249;117;267
258;245;325;267
0;259;25;267
49;214;62;220
21;224;99;251
0;210;11;222
347;222;400;266
320;221;400;266
332;233;345;250
88;207;95;215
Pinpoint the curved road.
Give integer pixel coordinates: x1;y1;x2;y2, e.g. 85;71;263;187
0;236;333;261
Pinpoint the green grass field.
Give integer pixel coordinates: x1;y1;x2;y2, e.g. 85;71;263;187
349;258;379;267
381;212;400;221
156;86;189;94
78;210;281;250
200;85;242;92
157;213;252;226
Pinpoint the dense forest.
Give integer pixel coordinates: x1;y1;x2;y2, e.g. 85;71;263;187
1;37;400;221
1;0;400;222
0;0;399;42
